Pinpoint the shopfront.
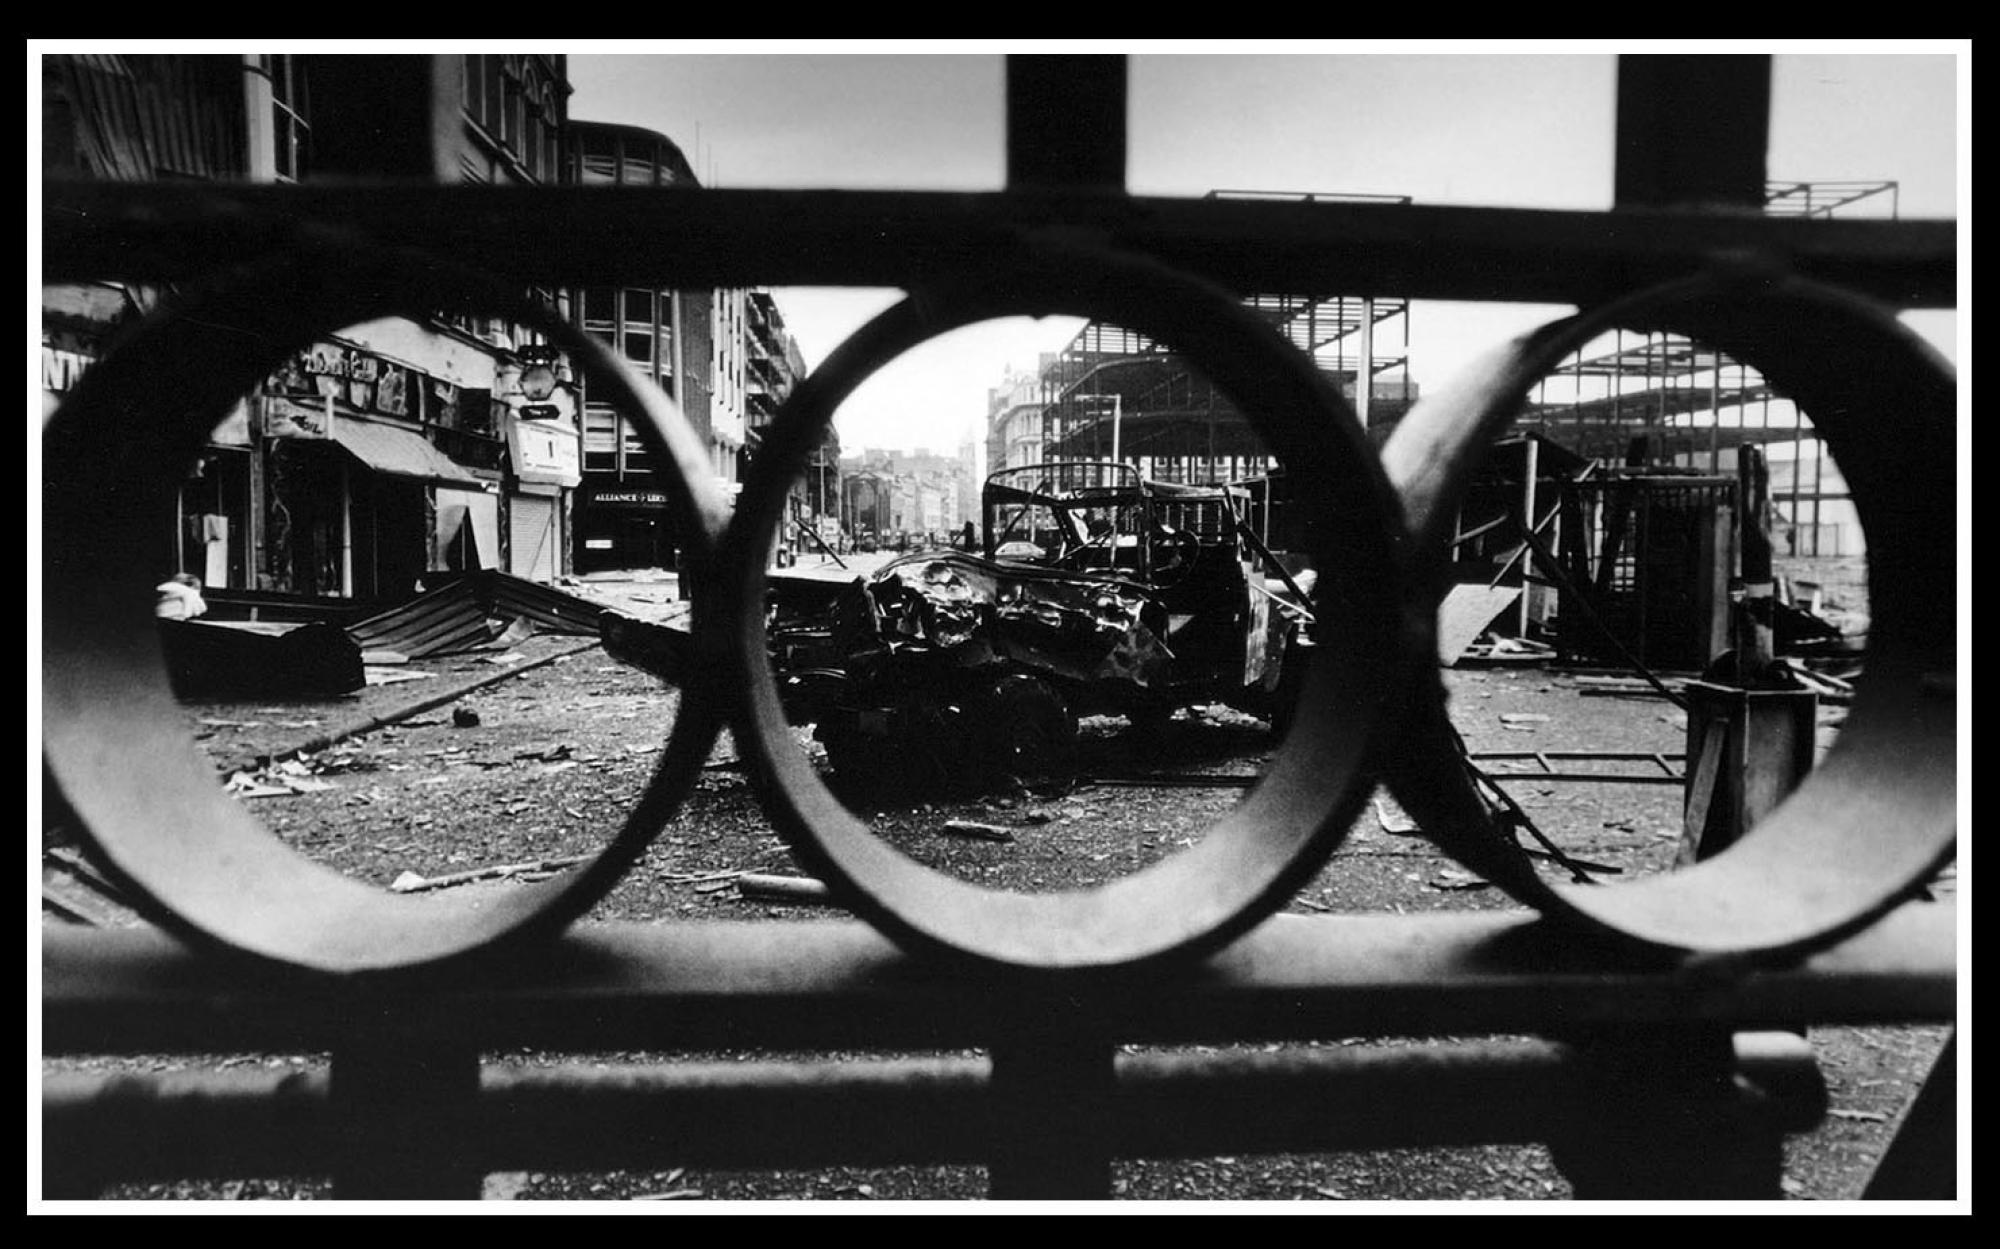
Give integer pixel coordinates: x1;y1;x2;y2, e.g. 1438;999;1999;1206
507;412;582;584
576;484;680;574
258;345;492;602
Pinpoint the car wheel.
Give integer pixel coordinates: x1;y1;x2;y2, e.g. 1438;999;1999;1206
818;717;895;802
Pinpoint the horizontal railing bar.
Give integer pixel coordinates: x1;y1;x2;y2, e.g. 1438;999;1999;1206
1468;752;1689;761
41;1033;1823;1182
1480;773;1686;785
41;903;1955;1056
39;183;1957;309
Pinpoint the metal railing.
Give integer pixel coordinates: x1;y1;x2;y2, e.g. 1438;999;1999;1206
39;53;1958;1202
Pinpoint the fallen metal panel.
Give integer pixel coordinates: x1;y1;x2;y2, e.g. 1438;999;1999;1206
1436;582;1524;666
344;570;604;659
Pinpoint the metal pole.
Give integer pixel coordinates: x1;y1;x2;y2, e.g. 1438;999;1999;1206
1356;297;1374;429
1518;435;1540;637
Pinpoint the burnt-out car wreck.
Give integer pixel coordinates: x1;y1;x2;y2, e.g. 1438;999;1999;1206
760;463;1318;794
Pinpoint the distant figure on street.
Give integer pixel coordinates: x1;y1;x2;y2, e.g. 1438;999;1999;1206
154;573;208;620
961;521;977;551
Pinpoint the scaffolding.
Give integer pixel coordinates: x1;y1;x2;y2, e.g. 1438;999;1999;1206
1038;191;1414;484
1510;180;1893;558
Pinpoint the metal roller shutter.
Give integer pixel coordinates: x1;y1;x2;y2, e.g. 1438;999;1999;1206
509;494;558;584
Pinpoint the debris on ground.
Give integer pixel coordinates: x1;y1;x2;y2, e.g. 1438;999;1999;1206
736;873;835;904
158;618;366;700
1428;869;1493;892
1435;585;1524;666
453;706;482;728
388;854;589;893
345;569;605;659
1372;796;1420;836
223;762;336;799
941;819;1016;843
364;668;432;686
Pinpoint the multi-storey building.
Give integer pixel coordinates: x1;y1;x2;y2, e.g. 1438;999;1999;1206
566;120;733;574
741;291;831;557
40;53;578;606
984;361;1048;475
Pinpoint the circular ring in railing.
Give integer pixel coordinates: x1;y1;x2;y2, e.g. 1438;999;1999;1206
719;247;1424;974
1378;269;1957;960
41;242;729;978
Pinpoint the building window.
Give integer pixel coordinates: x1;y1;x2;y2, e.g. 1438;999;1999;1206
483;56;506;139
541;86;560;177
269;54;310;182
583;403;619;474
461;54;484;127
520;66;542;179
579;129;617;184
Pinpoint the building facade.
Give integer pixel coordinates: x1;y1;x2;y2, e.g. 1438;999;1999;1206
41;53;579;607
740;290;829;557
985;362;1048;473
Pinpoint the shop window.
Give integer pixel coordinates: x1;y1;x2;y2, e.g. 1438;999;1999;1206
375;364;409;418
458;388;493;438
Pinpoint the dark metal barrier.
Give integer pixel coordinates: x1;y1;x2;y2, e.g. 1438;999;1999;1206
40;54;1958;1200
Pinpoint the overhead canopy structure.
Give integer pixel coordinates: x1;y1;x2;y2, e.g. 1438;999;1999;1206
333;418;484;488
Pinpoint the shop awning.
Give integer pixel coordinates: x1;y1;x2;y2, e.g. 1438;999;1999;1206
333;419;484;488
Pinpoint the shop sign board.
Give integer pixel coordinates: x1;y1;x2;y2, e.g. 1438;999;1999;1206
508;417;581;488
261;395;334;439
593;489;673;508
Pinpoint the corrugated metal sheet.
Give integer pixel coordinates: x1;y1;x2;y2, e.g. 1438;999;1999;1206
346;570;603;659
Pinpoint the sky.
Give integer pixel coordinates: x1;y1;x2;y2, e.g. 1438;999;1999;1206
562;43;1965;457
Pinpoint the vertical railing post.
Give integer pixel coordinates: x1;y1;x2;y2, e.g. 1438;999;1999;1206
1005;54;1128;193
987;1027;1117;1200
329;1026;483;1200
1546;1027;1800;1199
1615;54;1771;210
